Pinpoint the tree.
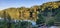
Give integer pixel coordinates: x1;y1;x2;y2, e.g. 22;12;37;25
20;21;32;28
46;19;54;26
3;11;7;21
7;13;11;28
36;13;45;25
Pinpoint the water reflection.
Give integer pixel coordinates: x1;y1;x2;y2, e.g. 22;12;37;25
49;26;60;28
38;26;60;28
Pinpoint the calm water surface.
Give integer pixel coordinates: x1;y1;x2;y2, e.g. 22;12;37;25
38;26;60;28
49;26;60;28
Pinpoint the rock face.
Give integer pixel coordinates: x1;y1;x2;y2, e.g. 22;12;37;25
0;1;60;21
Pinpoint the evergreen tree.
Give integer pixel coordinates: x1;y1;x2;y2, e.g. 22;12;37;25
36;13;45;25
7;13;11;28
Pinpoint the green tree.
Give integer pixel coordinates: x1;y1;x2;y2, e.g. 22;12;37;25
46;19;54;26
20;21;32;28
7;13;11;28
36;13;45;25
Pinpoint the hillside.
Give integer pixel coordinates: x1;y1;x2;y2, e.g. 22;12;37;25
0;1;60;21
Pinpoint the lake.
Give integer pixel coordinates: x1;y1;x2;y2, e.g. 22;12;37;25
38;26;60;28
49;26;60;28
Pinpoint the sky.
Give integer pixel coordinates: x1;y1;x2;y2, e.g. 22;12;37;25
0;0;59;10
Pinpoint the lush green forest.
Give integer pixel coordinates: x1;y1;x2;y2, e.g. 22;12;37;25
0;1;60;28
